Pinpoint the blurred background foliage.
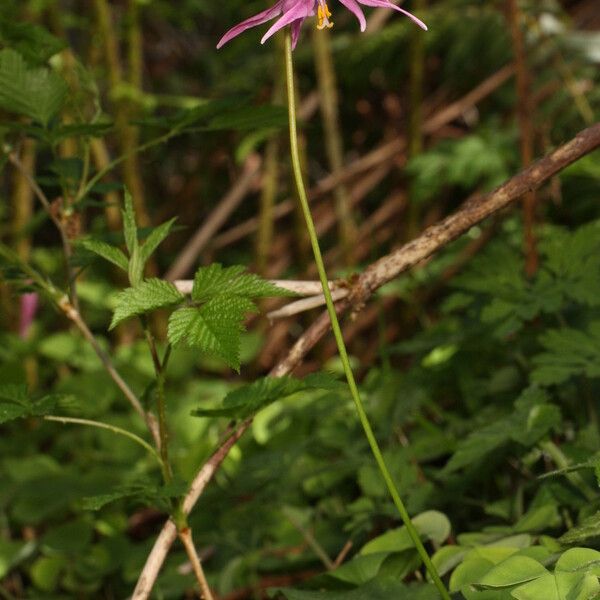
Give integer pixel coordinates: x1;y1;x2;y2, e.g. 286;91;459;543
0;0;599;598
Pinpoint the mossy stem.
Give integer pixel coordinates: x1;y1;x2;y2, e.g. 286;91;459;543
284;29;449;599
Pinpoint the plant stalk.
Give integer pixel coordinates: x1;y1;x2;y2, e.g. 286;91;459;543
283;29;449;599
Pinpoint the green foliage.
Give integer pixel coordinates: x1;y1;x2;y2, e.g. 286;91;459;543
1;2;600;599
0;384;58;423
0;48;67;126
110;278;184;329
167;264;294;370
191;263;295;303
192;373;344;419
443;388;560;473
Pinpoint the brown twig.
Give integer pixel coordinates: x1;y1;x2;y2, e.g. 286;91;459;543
165;154;262;281
178;527;215;600
132;122;600;599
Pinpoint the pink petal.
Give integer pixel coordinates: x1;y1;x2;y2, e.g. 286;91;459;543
291;20;304;48
338;0;367;31
261;0;314;44
355;0;427;30
19;292;38;339
217;1;284;49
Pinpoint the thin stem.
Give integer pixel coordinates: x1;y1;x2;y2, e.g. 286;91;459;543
76;127;183;204
541;440;596;502
282;506;334;570
284;30;449;599
144;321;173;482
178;527;215;600
44;416;162;467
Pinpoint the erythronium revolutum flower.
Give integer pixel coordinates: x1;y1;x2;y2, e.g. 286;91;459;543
216;0;427;50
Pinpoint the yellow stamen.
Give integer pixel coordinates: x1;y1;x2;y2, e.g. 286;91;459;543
317;2;334;30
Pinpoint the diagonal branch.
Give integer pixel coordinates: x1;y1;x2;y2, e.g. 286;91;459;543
132;122;600;599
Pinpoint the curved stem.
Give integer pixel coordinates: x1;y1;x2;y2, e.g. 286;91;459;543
44;415;163;469
283;29;449;599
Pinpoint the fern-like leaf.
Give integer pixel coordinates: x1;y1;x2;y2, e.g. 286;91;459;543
110;279;184;329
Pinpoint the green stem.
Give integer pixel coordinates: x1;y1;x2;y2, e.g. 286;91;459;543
44;415;163;468
284;30;449;599
143;322;173;482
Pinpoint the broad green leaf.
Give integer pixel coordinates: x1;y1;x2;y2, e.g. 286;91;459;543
168;296;257;370
78;238;128;271
192;263;295;303
327;553;389;585
555;548;600;575
110;279;184;329
360;511;451;556
475;556;548;589
0;49;67;126
139;217;176;264
450;557;495;593
511;571;600;600
192;373;343;420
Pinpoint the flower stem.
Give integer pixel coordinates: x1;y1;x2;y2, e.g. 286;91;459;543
283;29;449;599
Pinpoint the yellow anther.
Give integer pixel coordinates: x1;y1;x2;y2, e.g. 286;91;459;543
317;2;334;30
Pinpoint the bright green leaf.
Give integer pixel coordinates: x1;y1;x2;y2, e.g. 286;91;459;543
110;279;184;329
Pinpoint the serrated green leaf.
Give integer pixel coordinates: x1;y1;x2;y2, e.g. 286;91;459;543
0;385;57;423
192;263;295;303
78;238;128;271
168;296;256;370
110;279;184;329
139;218;176;264
192;372;343;419
0;49;67;126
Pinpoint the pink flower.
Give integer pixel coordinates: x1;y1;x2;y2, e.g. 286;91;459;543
217;0;427;50
19;292;38;339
